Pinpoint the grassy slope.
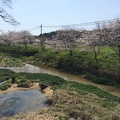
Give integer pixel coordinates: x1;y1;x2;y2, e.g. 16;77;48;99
0;44;120;86
0;53;24;67
0;45;119;86
29;46;120;86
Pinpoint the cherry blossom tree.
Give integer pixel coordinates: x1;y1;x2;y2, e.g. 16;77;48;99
101;18;120;59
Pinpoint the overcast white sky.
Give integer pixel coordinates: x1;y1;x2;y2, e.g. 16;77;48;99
0;0;120;35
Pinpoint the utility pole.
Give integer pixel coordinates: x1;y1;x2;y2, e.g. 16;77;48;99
0;30;3;35
40;24;42;35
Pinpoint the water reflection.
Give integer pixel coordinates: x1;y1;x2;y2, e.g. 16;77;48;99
0;89;47;117
0;64;88;83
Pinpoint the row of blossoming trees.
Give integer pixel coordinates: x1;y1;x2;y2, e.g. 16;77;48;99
0;18;120;61
43;18;120;61
0;30;33;50
87;18;120;61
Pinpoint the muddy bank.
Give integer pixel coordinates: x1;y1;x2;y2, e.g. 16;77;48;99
0;83;39;95
0;83;53;98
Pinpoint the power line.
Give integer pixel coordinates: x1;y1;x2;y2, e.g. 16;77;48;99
28;26;40;31
42;19;116;28
29;18;118;33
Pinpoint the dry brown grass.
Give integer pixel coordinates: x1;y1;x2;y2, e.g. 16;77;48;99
1;89;120;120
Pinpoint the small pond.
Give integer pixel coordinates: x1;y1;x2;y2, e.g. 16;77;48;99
0;89;47;117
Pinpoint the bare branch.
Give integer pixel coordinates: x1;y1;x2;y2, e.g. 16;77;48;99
0;0;13;8
0;6;19;25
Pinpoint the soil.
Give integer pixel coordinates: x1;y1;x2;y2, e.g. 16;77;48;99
0;83;53;98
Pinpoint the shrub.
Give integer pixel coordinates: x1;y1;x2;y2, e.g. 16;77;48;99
11;75;16;84
39;82;48;90
17;79;31;88
0;82;11;91
92;77;116;85
84;73;96;80
0;84;8;90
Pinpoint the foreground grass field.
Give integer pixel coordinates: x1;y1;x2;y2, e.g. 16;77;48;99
0;69;120;120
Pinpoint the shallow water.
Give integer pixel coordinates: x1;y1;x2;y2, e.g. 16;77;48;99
0;64;120;97
0;89;47;117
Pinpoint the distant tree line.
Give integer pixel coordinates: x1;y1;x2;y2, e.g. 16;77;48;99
0;30;33;50
36;18;120;60
0;18;120;61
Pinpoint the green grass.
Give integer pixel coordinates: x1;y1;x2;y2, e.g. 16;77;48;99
0;44;38;58
0;81;11;90
14;72;120;104
32;46;120;85
0;69;14;82
17;79;31;88
16;72;120;109
0;69;120;108
0;45;119;86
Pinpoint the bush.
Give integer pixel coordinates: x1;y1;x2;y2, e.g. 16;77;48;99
0;85;8;90
11;75;16;84
0;82;11;91
84;73;96;80
84;72;116;86
39;82;48;90
20;49;38;56
17;79;31;88
92;77;116;85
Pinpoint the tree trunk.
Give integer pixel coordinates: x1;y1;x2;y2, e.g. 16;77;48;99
93;46;100;63
69;49;72;56
24;43;27;50
118;46;120;60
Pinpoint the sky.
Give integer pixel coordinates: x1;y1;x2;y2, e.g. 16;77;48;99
0;0;120;35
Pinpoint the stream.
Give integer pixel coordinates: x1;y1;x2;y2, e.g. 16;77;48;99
0;64;120;97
